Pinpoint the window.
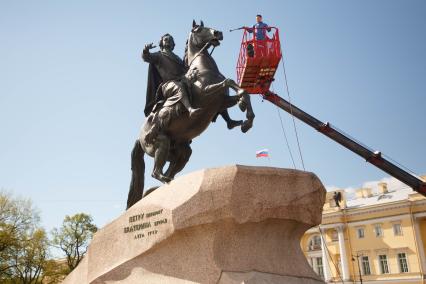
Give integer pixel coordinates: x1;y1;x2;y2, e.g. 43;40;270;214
357;228;365;239
309;235;322;251
374;224;383;237
398;253;409;273
393;223;403;236
379;255;390;274
361;256;371;275
315;257;324;278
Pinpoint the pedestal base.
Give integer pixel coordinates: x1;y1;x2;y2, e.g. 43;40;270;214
62;165;326;284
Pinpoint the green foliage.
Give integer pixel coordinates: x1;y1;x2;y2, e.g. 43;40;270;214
41;259;69;284
1;191;98;282
14;229;49;283
51;213;97;271
0;190;46;283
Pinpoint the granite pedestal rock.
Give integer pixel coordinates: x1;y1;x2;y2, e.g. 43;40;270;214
62;165;326;284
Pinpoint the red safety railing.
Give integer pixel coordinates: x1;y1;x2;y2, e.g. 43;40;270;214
236;27;282;94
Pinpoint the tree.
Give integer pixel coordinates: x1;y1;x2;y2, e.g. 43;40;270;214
13;228;49;283
51;213;97;271
0;190;48;284
41;259;69;284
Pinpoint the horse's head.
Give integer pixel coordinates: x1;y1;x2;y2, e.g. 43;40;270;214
190;20;223;49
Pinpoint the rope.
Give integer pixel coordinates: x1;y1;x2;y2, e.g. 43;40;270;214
331;123;375;153
382;153;422;179
271;84;297;169
318;226;345;283
331;123;422;179
280;46;306;171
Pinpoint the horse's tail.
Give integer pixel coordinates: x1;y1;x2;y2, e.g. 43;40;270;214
126;140;145;209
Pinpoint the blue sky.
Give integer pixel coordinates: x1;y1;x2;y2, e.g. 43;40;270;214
1;0;425;232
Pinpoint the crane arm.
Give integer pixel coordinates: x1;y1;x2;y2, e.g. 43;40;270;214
262;91;426;197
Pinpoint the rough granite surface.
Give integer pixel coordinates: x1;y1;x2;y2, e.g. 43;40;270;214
62;165;326;284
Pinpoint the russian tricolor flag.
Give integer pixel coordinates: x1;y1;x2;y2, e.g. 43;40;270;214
256;149;269;158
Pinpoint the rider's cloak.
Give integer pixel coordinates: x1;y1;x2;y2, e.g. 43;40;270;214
144;63;162;117
144;51;187;117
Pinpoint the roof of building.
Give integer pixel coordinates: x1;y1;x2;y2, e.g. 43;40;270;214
345;186;414;209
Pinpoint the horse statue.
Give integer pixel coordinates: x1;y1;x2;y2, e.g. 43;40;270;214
126;21;255;209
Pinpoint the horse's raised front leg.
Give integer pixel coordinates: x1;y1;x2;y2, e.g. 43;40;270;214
222;95;240;109
218;96;242;129
203;78;255;133
221;79;255;133
223;78;247;97
240;93;255;133
202;80;229;96
202;78;245;96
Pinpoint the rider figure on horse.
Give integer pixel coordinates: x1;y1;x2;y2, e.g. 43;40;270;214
158;68;202;118
145;68;201;143
127;23;256;209
142;34;187;117
142;33;243;129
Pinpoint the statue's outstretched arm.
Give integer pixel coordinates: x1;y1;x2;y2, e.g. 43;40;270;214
142;43;157;63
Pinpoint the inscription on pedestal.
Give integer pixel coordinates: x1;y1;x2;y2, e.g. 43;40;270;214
123;209;168;240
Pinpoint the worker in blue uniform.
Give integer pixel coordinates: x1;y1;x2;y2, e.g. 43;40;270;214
249;14;271;40
246;15;272;56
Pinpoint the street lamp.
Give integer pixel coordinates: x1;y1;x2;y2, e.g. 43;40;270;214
351;254;363;284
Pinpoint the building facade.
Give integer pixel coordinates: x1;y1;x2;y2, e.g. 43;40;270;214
301;179;426;283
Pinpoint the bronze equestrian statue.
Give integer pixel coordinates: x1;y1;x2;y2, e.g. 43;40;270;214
127;21;255;209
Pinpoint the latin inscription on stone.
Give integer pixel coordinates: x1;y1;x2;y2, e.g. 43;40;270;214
123;209;168;240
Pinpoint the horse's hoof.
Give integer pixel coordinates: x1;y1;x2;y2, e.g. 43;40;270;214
151;172;160;181
227;120;243;129
238;100;247;112
241;120;253;133
151;172;171;183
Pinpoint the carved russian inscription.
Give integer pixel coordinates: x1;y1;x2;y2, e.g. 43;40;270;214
123;209;168;240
